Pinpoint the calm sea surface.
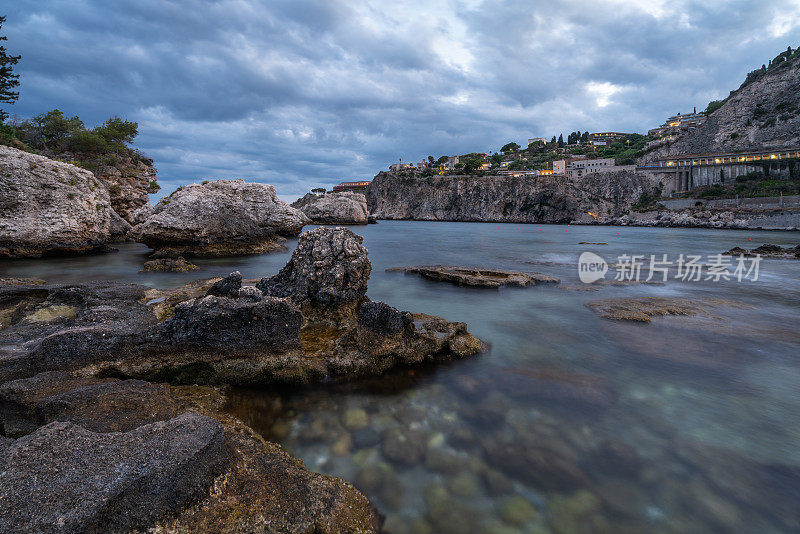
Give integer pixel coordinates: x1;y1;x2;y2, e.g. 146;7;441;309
3;222;800;533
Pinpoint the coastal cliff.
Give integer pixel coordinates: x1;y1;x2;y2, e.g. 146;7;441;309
366;170;656;223
644;49;800;162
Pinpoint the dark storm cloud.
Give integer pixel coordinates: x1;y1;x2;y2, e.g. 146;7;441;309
3;0;799;199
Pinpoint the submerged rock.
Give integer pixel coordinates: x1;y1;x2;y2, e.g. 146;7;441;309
293;191;370;224
586;297;741;323
0;145;131;258
130;179;309;257
392;265;560;288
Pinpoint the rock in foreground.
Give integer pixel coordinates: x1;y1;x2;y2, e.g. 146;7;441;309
130;179;309;257
391;265;560;288
293;191;370;224
0;145;130;258
0;413;227;533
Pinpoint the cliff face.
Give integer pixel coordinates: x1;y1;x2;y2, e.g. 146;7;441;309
93;155;160;224
366;171;655;223
644;54;800;162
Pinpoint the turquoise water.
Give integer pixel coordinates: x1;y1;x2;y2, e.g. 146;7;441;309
3;222;800;533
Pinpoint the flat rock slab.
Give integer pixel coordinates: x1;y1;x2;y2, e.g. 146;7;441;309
389;265;560;288
0;413;227;533
0;371;179;437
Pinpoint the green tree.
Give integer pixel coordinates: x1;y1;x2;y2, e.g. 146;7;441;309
557;134;564;148
93;116;138;148
490;152;501;165
31;109;85;150
0;16;21;123
500;142;520;153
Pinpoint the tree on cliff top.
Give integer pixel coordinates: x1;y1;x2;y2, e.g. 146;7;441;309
0;16;21;123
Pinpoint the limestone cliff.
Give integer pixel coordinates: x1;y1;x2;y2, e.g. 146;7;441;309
644;50;800;162
92;153;160;224
366;171;656;223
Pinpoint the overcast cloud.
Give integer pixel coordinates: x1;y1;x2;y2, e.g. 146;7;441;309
4;0;800;200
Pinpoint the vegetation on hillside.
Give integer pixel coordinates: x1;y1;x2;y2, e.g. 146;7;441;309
1;110;152;175
688;160;800;199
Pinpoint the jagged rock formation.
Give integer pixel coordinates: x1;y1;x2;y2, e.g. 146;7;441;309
130;179;309;257
93;154;160;224
0;228;482;386
644;52;800;161
130;202;155;225
0;227;487;532
292;191;370;224
366;170;656;223
0;146;130;258
257;227;371;309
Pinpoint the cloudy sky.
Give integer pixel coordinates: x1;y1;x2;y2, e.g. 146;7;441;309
4;0;799;200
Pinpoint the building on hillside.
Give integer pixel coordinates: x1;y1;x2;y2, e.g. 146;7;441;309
479;162;492;171
527;137;547;146
537;169;553;176
332;181;371;193
498;170;537;177
552;156;587;175
554;157;634;179
648;109;707;138
588;132;631;145
389;163;413;172
445;155;460;170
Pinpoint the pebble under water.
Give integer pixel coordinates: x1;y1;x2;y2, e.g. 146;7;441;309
4;221;800;533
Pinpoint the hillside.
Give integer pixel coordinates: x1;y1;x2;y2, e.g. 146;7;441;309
644;48;800;161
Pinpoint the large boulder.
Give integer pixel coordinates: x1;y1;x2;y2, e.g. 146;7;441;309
0;145;130;258
130;179;309;257
0;414;228;533
257;227;371;309
293;191;370;224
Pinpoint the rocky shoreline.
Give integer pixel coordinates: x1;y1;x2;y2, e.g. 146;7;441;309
0;227;484;532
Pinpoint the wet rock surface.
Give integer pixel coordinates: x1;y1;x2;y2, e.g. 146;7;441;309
390;265;560;288
0;226;490;532
293;191;370;224
130;179;309;257
586;296;741;323
142;255;199;272
723;243;800;258
0;145;130;258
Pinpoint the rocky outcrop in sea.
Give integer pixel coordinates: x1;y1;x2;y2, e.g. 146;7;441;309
366;170;656;223
130;179;309;257
292;191;370;224
0;145;130;258
0;227;485;532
